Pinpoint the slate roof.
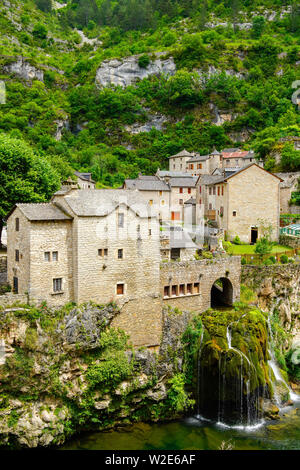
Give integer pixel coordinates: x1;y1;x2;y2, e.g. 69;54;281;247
205;163;283;185
15;203;72;221
63;190;155;218
124;177;170;191
168;149;194;159
167;228;198;249
187;155;209;163
74;171;95;183
198;175;222;185
184;198;196;205
157;170;190;178
168;177;198;188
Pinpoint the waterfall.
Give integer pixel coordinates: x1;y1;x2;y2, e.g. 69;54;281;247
267;315;300;403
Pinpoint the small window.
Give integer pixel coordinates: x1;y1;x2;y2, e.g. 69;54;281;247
221;186;224;196
209;187;212;195
161;200;165;205
179;284;185;296
117;283;124;295
179;199;183;205
104;249;108;256
164;286;170;298
187;283;192;294
13;276;18;294
213;187;216;195
15;218;19;231
53;278;62;292
188;188;191;194
171;285;177;297
233;211;237;217
118;213;124;228
98;249;103;257
118;249;123;259
15;250;19;262
149;200;153;206
194;283;200;294
217;187;220;196
159;191;162;196
149;229;151;236
137;224;140;232
44;252;50;262
179;188;183;194
52;251;58;262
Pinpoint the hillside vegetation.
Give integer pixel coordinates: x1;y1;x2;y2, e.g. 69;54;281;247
0;0;299;189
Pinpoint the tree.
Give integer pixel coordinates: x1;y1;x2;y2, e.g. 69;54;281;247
0;134;61;246
252;16;265;38
35;0;52;12
254;238;272;259
32;23;48;40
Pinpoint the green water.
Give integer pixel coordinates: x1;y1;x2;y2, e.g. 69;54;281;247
61;405;300;451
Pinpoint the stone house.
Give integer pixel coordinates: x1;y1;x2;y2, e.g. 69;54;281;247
6;187;241;347
275;172;300;214
196;164;282;243
122;175;170;222
74;171;96;189
168;149;195;172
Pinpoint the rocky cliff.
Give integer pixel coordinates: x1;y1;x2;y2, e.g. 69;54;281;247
0;302;193;448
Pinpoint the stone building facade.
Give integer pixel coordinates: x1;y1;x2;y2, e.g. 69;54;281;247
196;164;282;243
7;188;241;347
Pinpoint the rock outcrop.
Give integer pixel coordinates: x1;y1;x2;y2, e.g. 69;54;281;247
95;53;176;88
3;57;44;82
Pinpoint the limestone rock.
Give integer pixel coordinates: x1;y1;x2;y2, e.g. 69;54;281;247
95;53;176;88
3;57;44;82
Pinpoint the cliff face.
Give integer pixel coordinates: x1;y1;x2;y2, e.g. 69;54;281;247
241;265;300;347
0;303;193;448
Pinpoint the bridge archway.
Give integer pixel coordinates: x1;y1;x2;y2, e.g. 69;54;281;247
210;277;233;308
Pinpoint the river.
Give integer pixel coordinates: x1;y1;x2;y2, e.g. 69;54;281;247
61;404;300;450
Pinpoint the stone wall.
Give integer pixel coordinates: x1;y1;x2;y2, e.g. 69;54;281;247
0;256;7;286
279;234;300;249
0;293;28;308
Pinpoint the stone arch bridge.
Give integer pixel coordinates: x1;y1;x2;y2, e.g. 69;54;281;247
160;257;241;312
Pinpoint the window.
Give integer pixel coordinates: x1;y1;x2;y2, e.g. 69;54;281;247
217;186;220;196
188;188;191;194
171;285;177;297
164;286;170;297
159;191;162;196
118;249;123;259
209;187;212;195
98;249;103;257
233;211;237;217
199;186;202;194
15;218;19;231
221;186;224;196
116;283;124;295
149;200;153;206
194;283;200;294
199;198;202;204
137;224;140;232
13;277;18;294
179;187;183;194
173;164;175;169
104;249;108;256
179;284;185;295
187;283;192;294
197;163;202;169
118;213;124;227
209;203;212;210
179;199;183;205
15;250;19;262
52;251;58;261
53;278;62;292
161;200;165;205
149;229;152;236
213;187;216;195
44;252;50;262
190;164;194;170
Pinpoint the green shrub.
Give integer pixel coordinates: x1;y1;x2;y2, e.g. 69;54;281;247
202;251;213;259
138;55;150;68
232;235;242;245
167;374;194;412
241;257;247;265
268;256;276;264
280;254;289;264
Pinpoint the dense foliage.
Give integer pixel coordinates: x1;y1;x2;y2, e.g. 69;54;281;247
0;0;299;191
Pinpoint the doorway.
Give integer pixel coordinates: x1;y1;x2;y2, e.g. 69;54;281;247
251;227;258;244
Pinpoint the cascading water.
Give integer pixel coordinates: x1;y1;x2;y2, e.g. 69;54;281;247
196;310;269;429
